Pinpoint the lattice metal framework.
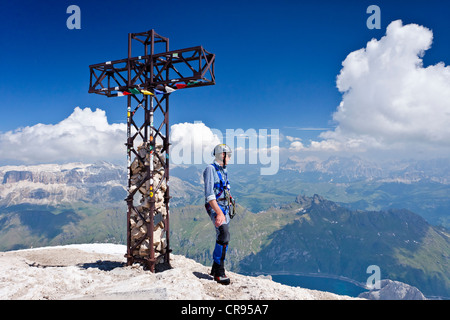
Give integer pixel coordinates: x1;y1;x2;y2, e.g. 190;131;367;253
88;29;215;271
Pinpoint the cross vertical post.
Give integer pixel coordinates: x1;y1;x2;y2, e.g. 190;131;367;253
89;29;215;272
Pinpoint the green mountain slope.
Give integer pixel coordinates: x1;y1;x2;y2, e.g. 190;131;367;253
0;203;126;251
1;193;448;297
170;195;450;297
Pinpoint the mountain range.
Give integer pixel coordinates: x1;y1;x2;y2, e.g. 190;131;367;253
234;156;450;228
0;161;201;207
283;156;450;184
0;158;449;298
168;156;450;228
2;156;449;221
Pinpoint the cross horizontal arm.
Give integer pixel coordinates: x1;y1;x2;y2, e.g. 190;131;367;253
89;46;215;97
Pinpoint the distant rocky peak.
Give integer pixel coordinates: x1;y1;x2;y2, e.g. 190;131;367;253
312;194;324;204
294;195;312;208
295;194;331;208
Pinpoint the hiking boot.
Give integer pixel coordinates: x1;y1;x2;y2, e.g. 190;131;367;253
214;273;231;285
211;262;230;285
210;262;219;276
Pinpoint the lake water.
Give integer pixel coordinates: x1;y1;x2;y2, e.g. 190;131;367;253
271;274;368;297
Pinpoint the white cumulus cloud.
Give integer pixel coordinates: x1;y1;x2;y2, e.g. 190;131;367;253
170;121;221;164
0;108;224;165
0;107;127;164
309;20;450;158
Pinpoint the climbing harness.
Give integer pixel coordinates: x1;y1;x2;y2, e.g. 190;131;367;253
212;162;236;219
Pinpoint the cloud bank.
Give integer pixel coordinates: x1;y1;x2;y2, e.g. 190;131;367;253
0;107;126;164
0;108;221;165
300;20;450;158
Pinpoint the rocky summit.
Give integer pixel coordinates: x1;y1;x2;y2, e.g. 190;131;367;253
0;244;358;300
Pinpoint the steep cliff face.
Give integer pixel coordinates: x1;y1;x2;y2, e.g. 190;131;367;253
2;171;34;183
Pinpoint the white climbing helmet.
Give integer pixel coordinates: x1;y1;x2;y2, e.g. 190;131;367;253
212;144;232;159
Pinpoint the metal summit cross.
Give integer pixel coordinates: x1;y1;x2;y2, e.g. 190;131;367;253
88;30;215;272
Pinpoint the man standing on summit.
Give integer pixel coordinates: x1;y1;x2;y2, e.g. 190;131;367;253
203;144;235;285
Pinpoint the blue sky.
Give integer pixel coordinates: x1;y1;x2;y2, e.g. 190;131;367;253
1;0;450;164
